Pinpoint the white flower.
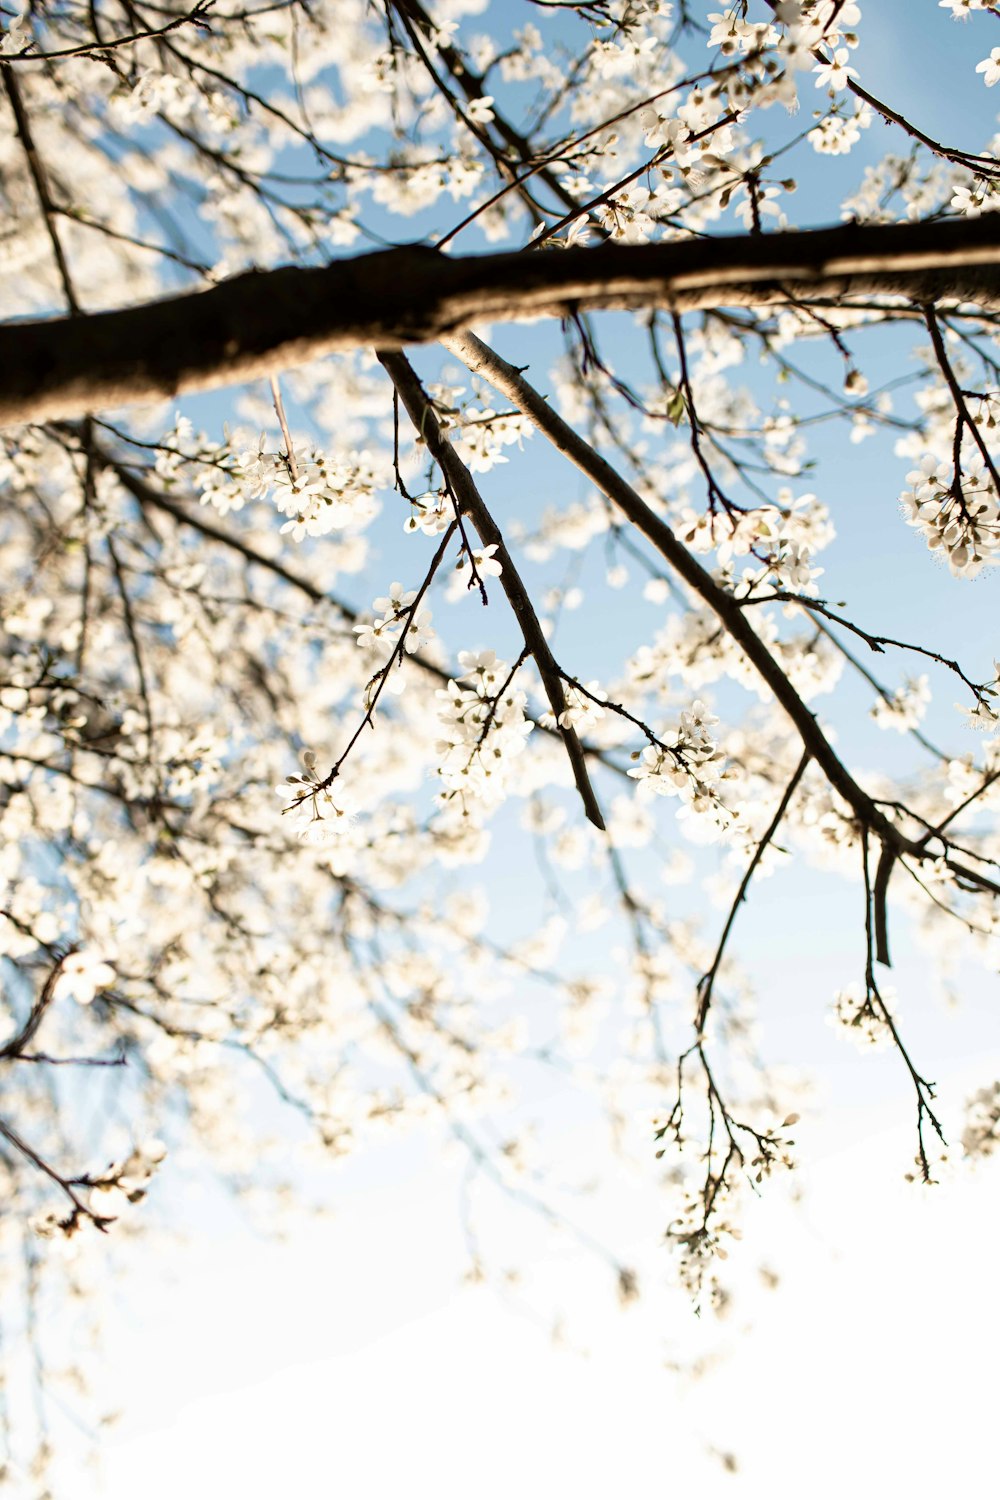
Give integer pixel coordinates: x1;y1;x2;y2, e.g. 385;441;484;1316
457;649;506;696
545;681;605;733
628;746;689;800
813;48;858;90
353;617;389;652
871;676;931;733
53;951;116;1006
272;463;327;512
0;13;28;54
467;544;502;578
952;182;987;216
976;48;1000;86
237;432;276;498
828;983;897;1052
405;494;451;536
402;606;434;653
435;655;532;810
373;583;416;618
450;543;503;598
957;698;1000;733
679;700;719;739
275;770;357;844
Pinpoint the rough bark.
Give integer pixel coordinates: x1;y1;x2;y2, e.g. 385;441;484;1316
3;215;1000;426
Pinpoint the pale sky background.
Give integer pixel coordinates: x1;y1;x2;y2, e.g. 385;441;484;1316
13;3;1000;1496
93;1058;1000;1500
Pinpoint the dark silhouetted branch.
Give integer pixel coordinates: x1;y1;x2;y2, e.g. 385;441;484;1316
6;216;1000;425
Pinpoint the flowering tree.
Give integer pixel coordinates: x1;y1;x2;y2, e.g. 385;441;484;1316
5;0;1000;1483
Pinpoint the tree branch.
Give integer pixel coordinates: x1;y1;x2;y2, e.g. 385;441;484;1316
7;216;1000;424
442;328;894;839
377;348;606;830
442;327;1000;910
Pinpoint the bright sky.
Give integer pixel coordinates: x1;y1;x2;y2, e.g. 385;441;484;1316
15;3;1000;1495
91;1051;1000;1500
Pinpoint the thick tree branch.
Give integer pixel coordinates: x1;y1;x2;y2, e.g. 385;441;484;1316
6;216;1000;425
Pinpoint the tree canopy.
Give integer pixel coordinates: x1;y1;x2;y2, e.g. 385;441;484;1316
4;0;1000;1486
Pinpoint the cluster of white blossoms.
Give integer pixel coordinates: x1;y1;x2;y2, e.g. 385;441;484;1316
828;982;898;1051
809;100;873;155
656;1105;797;1309
961;1081;1000;1159
451;407;533;475
956;670;1000;733
436;650;533;811
403;487;452;536
595;183;686;244
941;744;1000;820
706;9;777;57
275;750;356;846
627;604;766;701
960;700;1000;732
113;68;232;131
369;151;486;219
416;386;533;477
899;454;1000;577
446;542;504;601
950;173;1000;216
270;449;380;541
151;421;382;539
789;0;862;42
942;0;999;16
52;950;116;1006
519;0;877;255
352;581;435;667
540;680;606;735
708;0;863;118
871;674;932;733
676;489;833;584
707;0;859;63
637;112;699;168
627;701;732;836
34;1139;167;1239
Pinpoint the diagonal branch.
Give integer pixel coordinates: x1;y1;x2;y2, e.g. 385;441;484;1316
0;958;65;1062
377;349;606;830
443;328;894;836
2;63;80;315
441;327;1000;918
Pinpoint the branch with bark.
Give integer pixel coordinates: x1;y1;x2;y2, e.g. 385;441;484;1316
6;215;1000;426
377;348;606;830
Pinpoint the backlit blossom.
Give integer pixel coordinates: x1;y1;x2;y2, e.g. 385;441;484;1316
976;48;1000;86
53;951;115;1006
